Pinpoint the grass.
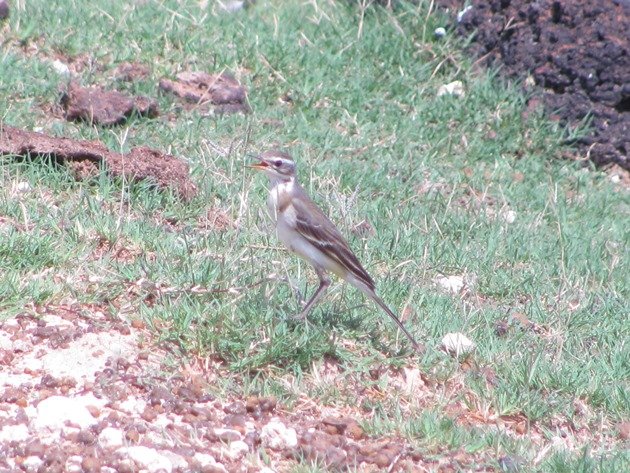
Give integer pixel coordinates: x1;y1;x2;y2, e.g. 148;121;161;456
1;0;628;470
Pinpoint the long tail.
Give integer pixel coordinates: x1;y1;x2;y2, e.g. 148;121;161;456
369;290;422;352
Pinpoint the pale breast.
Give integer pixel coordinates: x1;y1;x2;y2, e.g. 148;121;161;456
267;180;294;224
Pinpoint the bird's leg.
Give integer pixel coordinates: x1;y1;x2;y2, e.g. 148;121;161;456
293;268;330;320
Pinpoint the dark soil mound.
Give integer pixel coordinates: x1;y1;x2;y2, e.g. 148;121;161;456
438;0;629;170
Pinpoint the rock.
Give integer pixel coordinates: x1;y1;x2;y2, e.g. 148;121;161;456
501;209;517;224
161;451;189;470
117;446;173;473
22;456;44;472
434;274;465;293
65;455;83;473
99;427;125;449
212;427;242;442
14;181;31;194
441;333;476;357
193;453;227;473
0;423;29;442
261;419;298;450
219;440;249;460
33;395;98;434
51;59;71;78
437;80;465;97
434;27;446;38
221;0;245;12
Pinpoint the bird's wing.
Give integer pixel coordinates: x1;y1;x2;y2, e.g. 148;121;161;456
291;190;375;290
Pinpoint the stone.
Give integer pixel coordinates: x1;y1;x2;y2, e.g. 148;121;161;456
261;419;298;450
0;423;29;442
32;395;98;434
117;446;173;473
441;333;476;357
99;427;125;449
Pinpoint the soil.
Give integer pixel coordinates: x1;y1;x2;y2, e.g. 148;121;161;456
0;0;8;21
437;0;630;170
159;71;251;115
60;82;159;126
0;125;197;200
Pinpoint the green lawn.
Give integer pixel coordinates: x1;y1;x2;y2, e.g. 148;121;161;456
1;1;628;471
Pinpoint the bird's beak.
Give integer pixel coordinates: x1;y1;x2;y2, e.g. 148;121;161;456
247;157;268;171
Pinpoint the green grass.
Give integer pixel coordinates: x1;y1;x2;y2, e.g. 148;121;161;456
1;0;628;470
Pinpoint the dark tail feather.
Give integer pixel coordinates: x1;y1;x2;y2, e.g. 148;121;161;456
370;292;422;352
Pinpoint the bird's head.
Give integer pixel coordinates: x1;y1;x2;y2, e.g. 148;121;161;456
249;150;296;182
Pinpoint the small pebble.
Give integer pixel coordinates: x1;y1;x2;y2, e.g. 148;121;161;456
434;27;446;38
441;332;476;357
51;59;71;77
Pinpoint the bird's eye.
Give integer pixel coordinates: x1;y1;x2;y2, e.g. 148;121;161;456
274;160;282;167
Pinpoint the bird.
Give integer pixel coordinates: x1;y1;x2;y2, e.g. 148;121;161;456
249;150;421;351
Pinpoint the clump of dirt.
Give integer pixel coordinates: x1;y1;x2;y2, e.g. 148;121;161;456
438;0;629;170
60;82;159;126
159;71;251;114
111;62;151;82
0;0;8;20
0;124;197;200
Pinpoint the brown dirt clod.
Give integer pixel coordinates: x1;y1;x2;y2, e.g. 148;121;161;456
0;124;197;200
159;71;251;114
61;82;159;126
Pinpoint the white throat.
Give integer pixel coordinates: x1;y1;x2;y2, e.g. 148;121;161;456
267;176;295;220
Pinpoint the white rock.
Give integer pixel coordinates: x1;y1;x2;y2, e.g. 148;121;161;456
437;80;465;97
441;333;476;357
118;397;147;415
161;451;189;470
194;453;227;473
261;419;298;450
457;5;473;22
501;209;517;224
0;423;29;442
402;367;425;396
221;0;244;12
434;27;446;38
118;446;172;473
259;468;277;473
33;396;98;433
51;59;70;77
434;274;465;294
99;427;124;449
65;455;83;473
213;427;242;442
219;440;249;460
14;181;31;193
22;456;44;473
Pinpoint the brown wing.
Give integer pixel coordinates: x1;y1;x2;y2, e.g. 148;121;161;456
291;188;375;290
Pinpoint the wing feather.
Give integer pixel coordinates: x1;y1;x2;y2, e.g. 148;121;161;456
291;191;375;290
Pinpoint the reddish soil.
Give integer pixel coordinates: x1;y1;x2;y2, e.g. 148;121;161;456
438;0;629;170
60;82;158;126
159;72;251;115
0;125;197;200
